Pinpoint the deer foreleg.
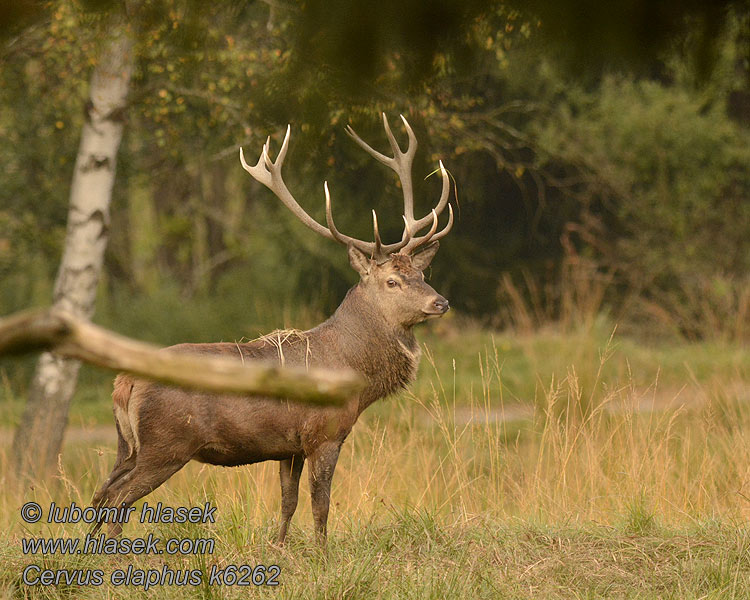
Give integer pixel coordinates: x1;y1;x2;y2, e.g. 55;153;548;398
307;442;341;545
276;455;304;545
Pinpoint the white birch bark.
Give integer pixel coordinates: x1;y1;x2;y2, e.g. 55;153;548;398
12;27;134;478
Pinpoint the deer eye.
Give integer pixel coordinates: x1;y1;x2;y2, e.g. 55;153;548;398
386;279;399;288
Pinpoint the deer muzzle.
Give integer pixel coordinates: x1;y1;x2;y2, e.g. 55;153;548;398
424;295;450;317
433;297;450;314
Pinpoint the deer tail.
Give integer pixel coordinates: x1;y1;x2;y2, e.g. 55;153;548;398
112;374;137;456
112;374;133;411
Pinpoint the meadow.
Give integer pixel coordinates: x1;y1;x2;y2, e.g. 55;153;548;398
1;312;749;599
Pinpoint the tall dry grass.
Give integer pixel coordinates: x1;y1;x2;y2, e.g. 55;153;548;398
2;324;750;598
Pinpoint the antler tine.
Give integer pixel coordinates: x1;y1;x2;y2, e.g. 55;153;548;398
324;181;351;246
402;215;412;239
380;113;417;158
431;203;454;241
368;215;411;257
371;210;383;258
401;203;454;254
382;113;416;223
434;160;450;214
239;147;270;188
275;124;291;167
261;135;272;167
344;125;391;167
401;208;437;254
423;209;440;241
399;114;418;151
323;182;380;255
407;160;450;234
262;127;291;174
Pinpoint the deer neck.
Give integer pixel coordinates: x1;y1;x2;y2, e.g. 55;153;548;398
323;285;420;414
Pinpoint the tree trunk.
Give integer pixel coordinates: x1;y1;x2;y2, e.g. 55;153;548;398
12;27;134;480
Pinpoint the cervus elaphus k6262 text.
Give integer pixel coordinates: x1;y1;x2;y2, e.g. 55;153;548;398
92;114;454;544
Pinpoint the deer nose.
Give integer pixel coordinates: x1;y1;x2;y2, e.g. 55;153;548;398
433;297;450;314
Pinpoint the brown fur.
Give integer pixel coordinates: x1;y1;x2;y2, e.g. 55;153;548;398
92;244;448;544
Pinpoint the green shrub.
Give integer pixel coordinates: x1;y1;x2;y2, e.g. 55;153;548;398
535;75;750;340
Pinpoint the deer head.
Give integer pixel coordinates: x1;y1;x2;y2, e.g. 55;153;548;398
239;114;453;327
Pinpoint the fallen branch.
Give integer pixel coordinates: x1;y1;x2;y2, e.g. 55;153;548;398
0;308;363;405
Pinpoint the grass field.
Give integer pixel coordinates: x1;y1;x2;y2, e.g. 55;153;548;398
1;316;749;598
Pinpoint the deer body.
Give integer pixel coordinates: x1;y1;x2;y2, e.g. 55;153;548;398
114;281;423;468
93;115;452;544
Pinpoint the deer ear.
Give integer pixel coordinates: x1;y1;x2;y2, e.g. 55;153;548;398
410;241;440;271
348;244;372;277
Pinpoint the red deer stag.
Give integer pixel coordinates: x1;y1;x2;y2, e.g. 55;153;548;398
92;114;453;544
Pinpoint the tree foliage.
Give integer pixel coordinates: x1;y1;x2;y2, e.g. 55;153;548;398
529;12;750;338
0;0;748;348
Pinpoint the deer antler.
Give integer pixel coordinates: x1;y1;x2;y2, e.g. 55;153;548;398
239;115;453;261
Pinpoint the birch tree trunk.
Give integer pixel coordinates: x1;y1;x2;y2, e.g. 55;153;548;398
12;27;134;479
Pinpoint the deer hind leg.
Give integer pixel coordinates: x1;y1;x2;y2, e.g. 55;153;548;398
90;460;138;535
97;451;189;537
91;413;138;537
307;442;341;545
92;419;136;509
90;456;138;536
276;455;305;545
